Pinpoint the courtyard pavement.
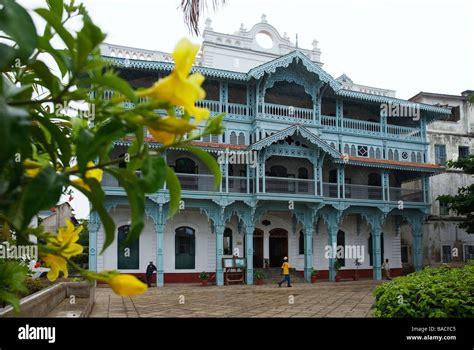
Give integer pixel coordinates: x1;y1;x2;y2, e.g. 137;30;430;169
90;279;382;318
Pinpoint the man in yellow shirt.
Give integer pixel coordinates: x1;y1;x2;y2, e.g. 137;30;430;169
277;257;292;287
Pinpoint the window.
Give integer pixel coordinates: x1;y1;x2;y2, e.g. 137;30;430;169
435;144;447;165
175;227;195;269
337;230;345;267
357;145;368;157
117;225;139;269
442;245;452;263
447;105;460;122
223;228;233;255
299;231;304;255
401;245;408;263
175;158;196;174
464;245;474;261
459;146;470;159
439;201;449;216
238;132;245;145
229;131;237;144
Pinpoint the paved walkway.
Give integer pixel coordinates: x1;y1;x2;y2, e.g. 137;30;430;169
90;280;382;318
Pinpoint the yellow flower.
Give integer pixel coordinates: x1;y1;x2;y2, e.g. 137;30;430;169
147;116;196;145
138;38;210;125
43;254;68;281
55;220;84;258
23;159;42;177
107;274;147;296
71;161;103;192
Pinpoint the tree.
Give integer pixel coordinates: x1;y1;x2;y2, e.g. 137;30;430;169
438;154;474;233
0;0;223;311
180;0;226;35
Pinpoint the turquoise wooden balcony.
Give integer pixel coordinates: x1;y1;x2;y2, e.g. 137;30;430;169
102;172;424;203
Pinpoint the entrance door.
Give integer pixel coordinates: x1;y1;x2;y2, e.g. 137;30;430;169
175;226;195;269
269;228;288;267
253;229;264;268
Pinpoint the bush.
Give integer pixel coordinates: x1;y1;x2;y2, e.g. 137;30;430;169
254;271;265;280
373;263;474;317
199;271;209;280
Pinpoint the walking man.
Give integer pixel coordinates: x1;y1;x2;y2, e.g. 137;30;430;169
382;258;391;280
278;257;292;287
146;261;157;287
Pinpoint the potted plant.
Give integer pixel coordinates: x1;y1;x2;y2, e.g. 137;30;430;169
199;271;209;286
334;260;343;282
311;268;319;283
254;271;265;285
353;258;361;281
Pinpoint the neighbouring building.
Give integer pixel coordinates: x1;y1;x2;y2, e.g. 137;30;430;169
38;202;77;234
90;16;450;285
408;91;474;267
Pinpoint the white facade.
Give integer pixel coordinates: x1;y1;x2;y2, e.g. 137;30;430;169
407;91;474;266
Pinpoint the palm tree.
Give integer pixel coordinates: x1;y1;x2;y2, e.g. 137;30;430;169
180;0;226;35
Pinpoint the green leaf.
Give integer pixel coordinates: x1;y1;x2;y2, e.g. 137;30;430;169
105;167;144;245
47;0;64;19
139;155;166;193
179;145;221;189
72;180;116;253
13;167;67;230
31;60;61;95
37;38;69;77
32;114;71;168
0;0;38;60
165;165;181;217
87;72;137;102
35;8;75;53
0;44;16;72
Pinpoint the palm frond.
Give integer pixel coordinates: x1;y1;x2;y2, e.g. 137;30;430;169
180;0;226;35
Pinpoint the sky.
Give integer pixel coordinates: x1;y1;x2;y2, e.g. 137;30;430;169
18;0;474;218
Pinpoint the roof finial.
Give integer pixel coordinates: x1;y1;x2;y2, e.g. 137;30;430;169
295;34;299;49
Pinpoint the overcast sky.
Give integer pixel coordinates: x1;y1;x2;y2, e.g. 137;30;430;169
19;0;474;218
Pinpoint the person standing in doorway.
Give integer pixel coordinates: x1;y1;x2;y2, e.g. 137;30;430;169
278;257;292;287
146;261;157;287
382;259;391;280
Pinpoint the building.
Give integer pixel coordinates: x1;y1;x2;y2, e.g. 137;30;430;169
38;202;77;234
407;91;474;266
90;16;450;286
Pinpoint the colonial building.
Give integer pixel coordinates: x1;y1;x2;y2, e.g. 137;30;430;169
89;16;450;286
407;91;474;267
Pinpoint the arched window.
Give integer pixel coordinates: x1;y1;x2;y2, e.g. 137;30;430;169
224;228;233;255
175;158;196;174
344;144;350;155
175;227;195;269
416;152;422;163
376;148;382;159
117;225;139;269
230;131;237;144
388;149;394;160
411;152;416;162
350;145;356;156
394;150;399;161
368;232;384;266
337;230;345;267
369;147;375;158
238;132;245;145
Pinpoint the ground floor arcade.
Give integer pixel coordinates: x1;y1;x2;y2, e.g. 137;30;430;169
88;198;426;286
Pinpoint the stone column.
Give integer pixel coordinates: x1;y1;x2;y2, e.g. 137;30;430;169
328;223;337;282
412;220;423;271
155;222;165;287
371;223;382;280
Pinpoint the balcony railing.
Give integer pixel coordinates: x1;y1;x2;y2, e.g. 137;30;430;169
386;124;421;140
343;118;381;135
345;184;383;200
260;103;313;122
265;176;315;194
195;100;221;113
103;173;425;203
389;187;423;202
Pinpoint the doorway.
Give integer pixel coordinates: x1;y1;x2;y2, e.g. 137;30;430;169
269;228;288;267
252;229;264;268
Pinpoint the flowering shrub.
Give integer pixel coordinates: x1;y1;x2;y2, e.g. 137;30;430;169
0;0;223;311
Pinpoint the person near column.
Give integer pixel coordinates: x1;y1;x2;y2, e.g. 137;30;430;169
382;258;391;280
278;257;292;287
146;261;157;287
